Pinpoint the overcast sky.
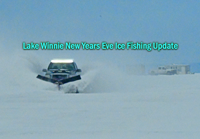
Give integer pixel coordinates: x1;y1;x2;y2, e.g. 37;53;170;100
1;0;200;66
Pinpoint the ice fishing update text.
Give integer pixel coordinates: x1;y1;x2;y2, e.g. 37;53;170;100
22;42;179;52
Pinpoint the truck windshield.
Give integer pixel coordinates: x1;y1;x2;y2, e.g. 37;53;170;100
48;62;75;71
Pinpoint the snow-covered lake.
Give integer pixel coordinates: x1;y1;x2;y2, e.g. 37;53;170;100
1;55;200;139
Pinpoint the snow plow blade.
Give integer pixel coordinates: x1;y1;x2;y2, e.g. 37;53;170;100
36;75;81;85
36;75;58;84
60;75;81;84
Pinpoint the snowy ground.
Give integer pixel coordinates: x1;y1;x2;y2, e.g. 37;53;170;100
1;55;200;139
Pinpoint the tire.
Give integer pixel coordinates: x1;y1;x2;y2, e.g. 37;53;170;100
76;87;79;93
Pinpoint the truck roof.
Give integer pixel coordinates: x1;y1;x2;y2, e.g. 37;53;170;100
51;59;74;63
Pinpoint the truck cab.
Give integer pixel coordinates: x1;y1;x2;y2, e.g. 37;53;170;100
43;59;81;80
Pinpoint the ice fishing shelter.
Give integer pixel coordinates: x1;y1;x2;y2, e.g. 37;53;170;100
165;64;190;74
